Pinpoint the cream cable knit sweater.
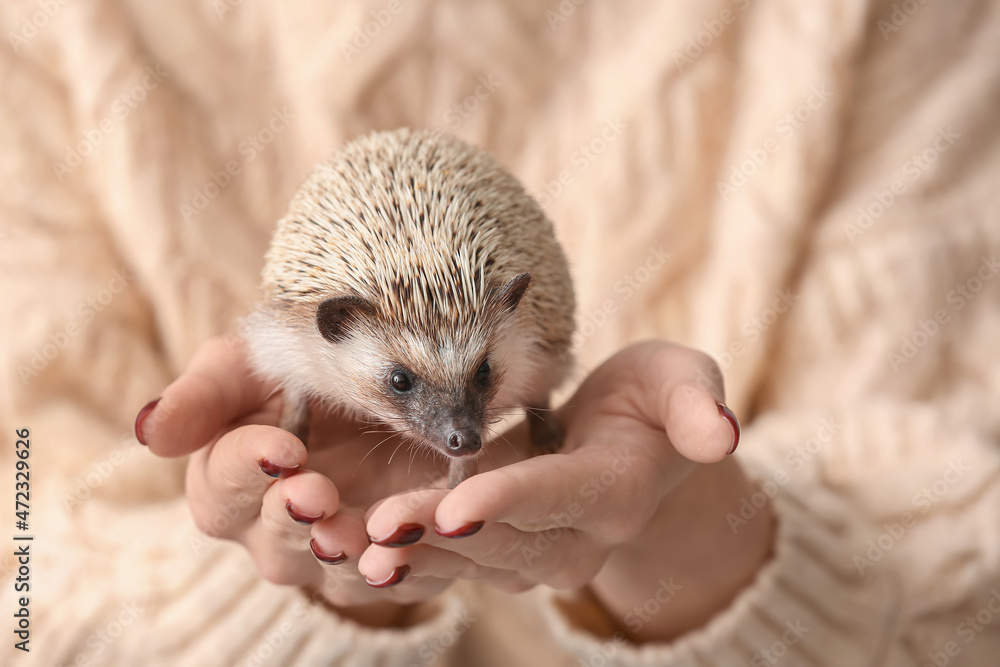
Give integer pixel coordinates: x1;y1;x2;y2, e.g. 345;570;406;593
1;0;999;665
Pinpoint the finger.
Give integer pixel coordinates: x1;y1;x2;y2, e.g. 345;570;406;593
363;488;552;589
635;342;737;463
358;543;535;594
436;449;665;546
365;488;449;548
575;341;738;464
379;576;455;606
663;381;740;463
310;548;455;607
137;335;278;456
310;511;372;565
310;542;457;606
258;470;340;548
240;472;339;587
185;424;306;537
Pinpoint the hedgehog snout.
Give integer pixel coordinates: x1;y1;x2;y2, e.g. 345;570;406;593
446;428;482;456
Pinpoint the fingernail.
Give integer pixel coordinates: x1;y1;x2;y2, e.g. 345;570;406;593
434;521;484;538
134;398;161;446
286;501;322;525
259;459;300;479
369;523;424;547
309;538;347;565
717;403;741;455
365;565;410;588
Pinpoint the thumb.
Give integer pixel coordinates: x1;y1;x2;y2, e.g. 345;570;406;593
135;335;279;457
661;382;740;464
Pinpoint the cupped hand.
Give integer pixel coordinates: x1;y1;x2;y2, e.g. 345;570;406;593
138;336;773;638
357;341;774;641
136;335;527;618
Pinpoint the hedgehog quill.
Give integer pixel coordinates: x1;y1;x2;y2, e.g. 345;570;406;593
245;129;576;488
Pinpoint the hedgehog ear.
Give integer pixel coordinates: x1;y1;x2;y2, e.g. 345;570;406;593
316;296;376;343
495;272;532;314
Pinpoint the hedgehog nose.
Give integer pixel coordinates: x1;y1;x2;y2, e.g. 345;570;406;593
446;429;482;455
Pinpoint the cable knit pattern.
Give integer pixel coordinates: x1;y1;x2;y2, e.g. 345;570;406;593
1;0;998;665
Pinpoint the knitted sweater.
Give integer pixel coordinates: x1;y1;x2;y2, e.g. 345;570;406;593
2;0;999;665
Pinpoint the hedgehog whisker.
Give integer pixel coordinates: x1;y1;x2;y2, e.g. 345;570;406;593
388;439;408;467
406;442;419;477
338;394;401;428
486;409;524;416
361;429;395;436
355;432;402;474
484;424;518;457
494;403;557;412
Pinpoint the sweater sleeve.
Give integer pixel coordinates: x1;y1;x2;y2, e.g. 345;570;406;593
534;405;1000;667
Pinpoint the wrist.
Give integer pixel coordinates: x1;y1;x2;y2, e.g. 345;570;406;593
588;459;775;643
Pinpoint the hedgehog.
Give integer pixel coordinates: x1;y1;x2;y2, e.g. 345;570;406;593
244;129;576;488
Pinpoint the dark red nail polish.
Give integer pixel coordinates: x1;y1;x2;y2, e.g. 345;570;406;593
365;565;410;588
309;538;347;565
370;523;424;547
259;459;300;479
134;398;161;445
717;403;741;455
286;501;322;525
435;521;484;538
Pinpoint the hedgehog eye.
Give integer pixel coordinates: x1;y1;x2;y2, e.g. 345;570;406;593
390;370;413;393
476;360;491;377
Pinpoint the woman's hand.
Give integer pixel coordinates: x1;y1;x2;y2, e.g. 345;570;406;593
138;335;773;638
136;335;520;623
358;341;775;641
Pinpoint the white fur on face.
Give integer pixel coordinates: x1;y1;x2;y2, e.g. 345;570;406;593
242;303;559;456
